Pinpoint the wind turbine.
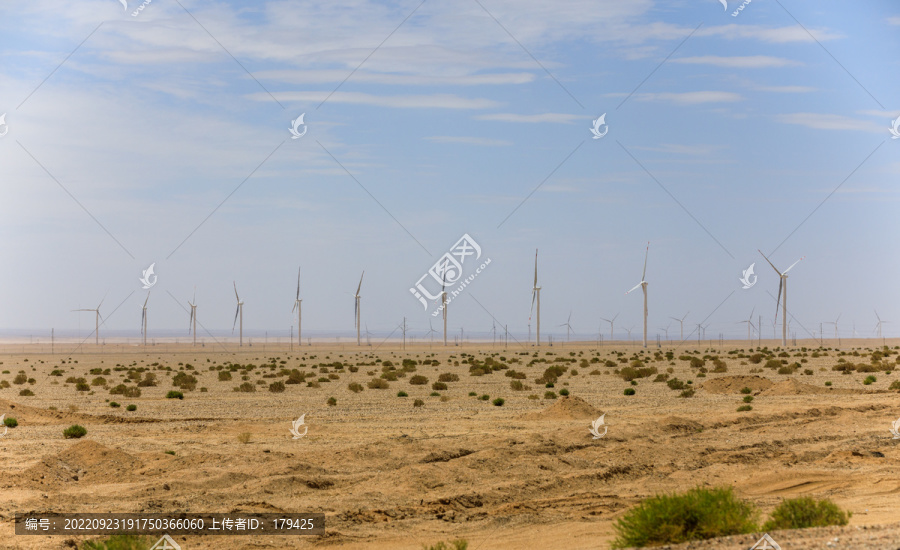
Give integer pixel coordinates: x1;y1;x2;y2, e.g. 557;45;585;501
874;310;889;341
188;288;197;346
441;273;448;347
73;298;104;345
601;313;619;341
670;312;689;341
736;307;755;344
625;242;650;348
292;267;302;348
825;313;840;340
232;282;244;346
354;271;364;346
660;324;671;341
558;312;574;342
531;249;541;346
140;292;150;346
426;320;438;344
758;249;804;347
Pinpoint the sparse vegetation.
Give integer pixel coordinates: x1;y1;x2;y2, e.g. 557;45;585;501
737;405;752;412
327;396;337;406
126;404;136;411
3;416;17;428
413;399;424;407
762;497;850;531
81;534;153;550
348;382;364;393
268;380;286;393
623;388;636;396
237;432;251;444
166;390;184;399
492;398;504;406
422;539;468;550
64;424;88;439
368;378;389;389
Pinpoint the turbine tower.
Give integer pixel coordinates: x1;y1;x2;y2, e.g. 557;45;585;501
758;250;804;347
73;298;104;345
188;289;197;346
140;292;150;346
441;274;448;347
531;249;541;346
558;312;574;341
601;313;619;341
625;242;650;348
232;282;244;346
670;312;689;341
874;310;889;341
825;313;840;342
354;271;364;346
736;307;755;344
292;267;302;348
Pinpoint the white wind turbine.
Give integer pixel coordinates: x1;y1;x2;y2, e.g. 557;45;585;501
140;292;150;346
73;298;104;345
874;310;889;341
441;273;448;347
625;242;650;348
601;313;619;341
670;311;689;341
188;288;197;346
736;307;755;344
758;250;804;347
292;267;302;348
825;313;840;340
354;271;364;346
531;249;541;346
558;312;574;342
232;282;244;346
426;320;438;344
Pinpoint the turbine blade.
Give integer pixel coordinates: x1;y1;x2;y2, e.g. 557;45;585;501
757;249;782;276
774;278;783;321
233;304;240;333
143;292;150;307
357;271;364;296
534;249;538;288
625;282;642;295
748;306;755;321
233;282;239;302
782;256;804;274
642;241;649;281
296;266;301;300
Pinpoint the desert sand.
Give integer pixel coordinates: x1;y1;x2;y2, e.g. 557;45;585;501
1;339;899;549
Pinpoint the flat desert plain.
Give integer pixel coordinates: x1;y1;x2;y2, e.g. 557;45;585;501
1;341;899;550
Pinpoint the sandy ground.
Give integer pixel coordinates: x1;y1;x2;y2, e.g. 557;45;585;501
0;339;898;550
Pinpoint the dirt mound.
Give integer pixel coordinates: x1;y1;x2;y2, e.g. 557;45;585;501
22;440;143;487
523;396;602;420
659;415;703;434
759;378;864;396
700;375;773;394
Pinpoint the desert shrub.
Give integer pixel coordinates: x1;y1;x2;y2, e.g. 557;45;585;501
740;387;752;394
75;382;90;392
711;359;727;373
172;372;197;391
126;404;136;411
236;382;255;393
327;397;337;406
611;486;759;548
620;366;657;382
559;388;569;396
479;394;490;401
764;359;782;370
397;391;408;397
492;398;505;406
863;375;876;385
91;377;107;387
679;388;695;398
64;424;88;439
381;370;399;381
432;382;448;391
13;373;27;384
889;380;900;391
689;357;705;369
749;353;764;364
367;378;389;389
81;534;153;550
218;371;232;381
0;380;9;389
413;399;424;407
348;382;363;393
667;378;686;390
777;365;795;375
166;390;184;399
510;380;524;391
653;373;669;382
19;389;34;396
237;432;251;444
623;388;636;396
269;381;286;393
762;497;849;531
110;401;120;408
409;375;428;385
137;373;157;387
423;539;468;550
3;417;17;428
803;369;813;375
743;396;753;403
438;373;459;382
737;405;752;412
544;391;557;399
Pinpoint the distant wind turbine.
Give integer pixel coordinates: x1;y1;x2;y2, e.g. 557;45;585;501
354;271;364;346
625;242;650;348
736;307;755;344
140;292;150;346
232;282;244;346
670;311;689;341
73;297;104;345
558;312;574;342
292;267;302;348
759;249;804;347
601;313;619;341
188;288;197;346
441;273;448;347
874;310;889;341
825;313;840;340
531;249;541;346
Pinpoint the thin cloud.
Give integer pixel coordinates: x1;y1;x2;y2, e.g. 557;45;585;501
755;85;816;93
474;113;582;124
775;113;881;132
699;24;843;43
424;136;512;146
672;55;800;68
632;144;724;156
254;70;536;86
888;16;900;26
255;91;500;109
634;91;742;104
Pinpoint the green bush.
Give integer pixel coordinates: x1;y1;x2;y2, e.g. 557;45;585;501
3;416;17;428
623;388;636;396
326;397;337;406
438;373;459;382
742;395;754;403
889;380;900;391
397;391;408;397
368;378;389;389
413;399;424;407
348;382;363;393
679;388;695;398
667;378;686;390
544;391;557;399
422;539;468;550
109;401;120;408
611;486;759;548
166;391;184;399
236;382;255;392
64;424;88;439
559;388;570;396
409;375;428;385
863;375;876;385
432;381;448;391
740;387;752;394
218;371;232;381
19;389;34;396
492;398;505;406
762;497;849;531
737;405;752;412
126;404;136;411
269;381;286;393
81;534;153;550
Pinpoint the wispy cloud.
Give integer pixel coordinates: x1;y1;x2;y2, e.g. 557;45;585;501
774;113;881;132
474;113;582;124
755;85;816;93
424;136;512;146
632;144;724;156
888;16;900;26
634;91;742;104
256;91;500;109
672;55;800;68
255;70;536;86
699;24;843;43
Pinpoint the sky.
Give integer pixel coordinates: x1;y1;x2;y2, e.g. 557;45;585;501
0;0;898;344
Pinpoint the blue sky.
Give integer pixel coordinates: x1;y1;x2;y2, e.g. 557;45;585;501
0;0;898;343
